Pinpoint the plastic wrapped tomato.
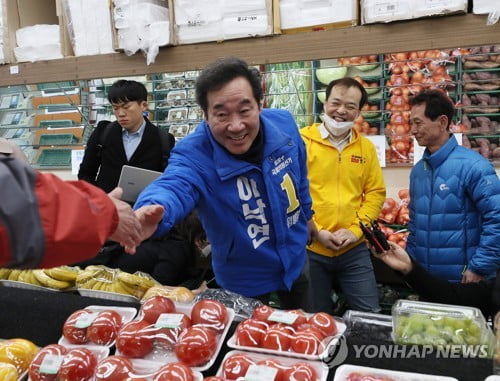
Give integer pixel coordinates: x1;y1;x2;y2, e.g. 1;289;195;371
308;312;337;337
29;344;68;381
63;309;90;344
191;299;228;333
235;318;269;347
152;362;194;381
175;326;217;367
140;295;176;324
94;355;135;381
57;348;98;381
116;320;155;358
86;310;122;345
222;353;255;380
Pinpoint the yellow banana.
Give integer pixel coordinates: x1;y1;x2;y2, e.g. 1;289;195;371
32;269;71;290
17;270;31;283
44;266;79;282
116;280;143;298
0;268;12;279
118;272;155;290
7;270;21;281
76;268;103;287
28;271;44;287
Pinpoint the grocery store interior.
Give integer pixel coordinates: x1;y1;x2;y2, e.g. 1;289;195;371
0;0;499;380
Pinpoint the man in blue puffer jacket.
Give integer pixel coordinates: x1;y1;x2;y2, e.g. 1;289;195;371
407;89;500;283
135;57;316;310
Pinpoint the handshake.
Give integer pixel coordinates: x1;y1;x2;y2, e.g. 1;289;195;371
107;187;164;254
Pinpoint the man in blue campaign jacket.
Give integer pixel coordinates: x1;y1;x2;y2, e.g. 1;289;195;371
135;57;316;309
407;90;500;283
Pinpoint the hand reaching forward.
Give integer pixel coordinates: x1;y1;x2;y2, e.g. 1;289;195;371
371;241;413;275
122;205;165;254
107;187;142;249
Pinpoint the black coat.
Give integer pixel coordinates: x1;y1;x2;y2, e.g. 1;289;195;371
78;118;173;193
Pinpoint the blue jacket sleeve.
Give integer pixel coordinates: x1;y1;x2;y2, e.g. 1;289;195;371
297;131;313;221
465;160;500;276
134;145;203;236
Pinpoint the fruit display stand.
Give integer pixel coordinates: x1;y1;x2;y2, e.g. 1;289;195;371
0;286;495;380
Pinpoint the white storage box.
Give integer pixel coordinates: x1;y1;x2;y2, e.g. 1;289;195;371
473;0;500;15
174;0;273;44
361;0;467;24
62;0;114;56
278;0;357;32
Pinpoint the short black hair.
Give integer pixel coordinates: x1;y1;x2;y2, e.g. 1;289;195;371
325;77;368;109
108;80;148;104
409;89;455;128
195;56;263;114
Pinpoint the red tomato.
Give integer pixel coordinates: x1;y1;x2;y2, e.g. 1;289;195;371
281;363;317;381
29;344;67;381
152;363;194;381
256;359;286;380
175;326;217;367
252;305;274;322
262;324;292;351
116;320;155;358
191;299;228;332
94;356;134;381
222;354;255;380
308;312;337;337
295;325;325;340
140;295;176;324
58;348;97;381
286;310;308;330
86;310;122;345
235;318;269;347
291;330;322;355
156;313;192;349
63;309;91;344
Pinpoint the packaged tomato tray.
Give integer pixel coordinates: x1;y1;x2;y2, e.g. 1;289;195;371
114;296;235;372
93;356;203;381
59;305;138;347
226;305;346;361
333;364;459;381
214;350;329;381
27;344;108;381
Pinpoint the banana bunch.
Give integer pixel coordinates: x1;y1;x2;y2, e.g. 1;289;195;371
76;265;117;292
76;265;158;299
0;266;79;290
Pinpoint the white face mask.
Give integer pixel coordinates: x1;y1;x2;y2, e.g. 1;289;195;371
321;113;354;137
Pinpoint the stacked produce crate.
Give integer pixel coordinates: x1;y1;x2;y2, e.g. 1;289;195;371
460;45;500;163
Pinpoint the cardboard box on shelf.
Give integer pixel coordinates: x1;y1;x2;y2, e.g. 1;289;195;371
361;0;467;25
275;0;358;34
111;0;175;52
1;0;74;63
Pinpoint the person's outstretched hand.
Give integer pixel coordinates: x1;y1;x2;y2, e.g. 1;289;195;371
121;205;165;254
372;241;413;274
107;187;142;250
